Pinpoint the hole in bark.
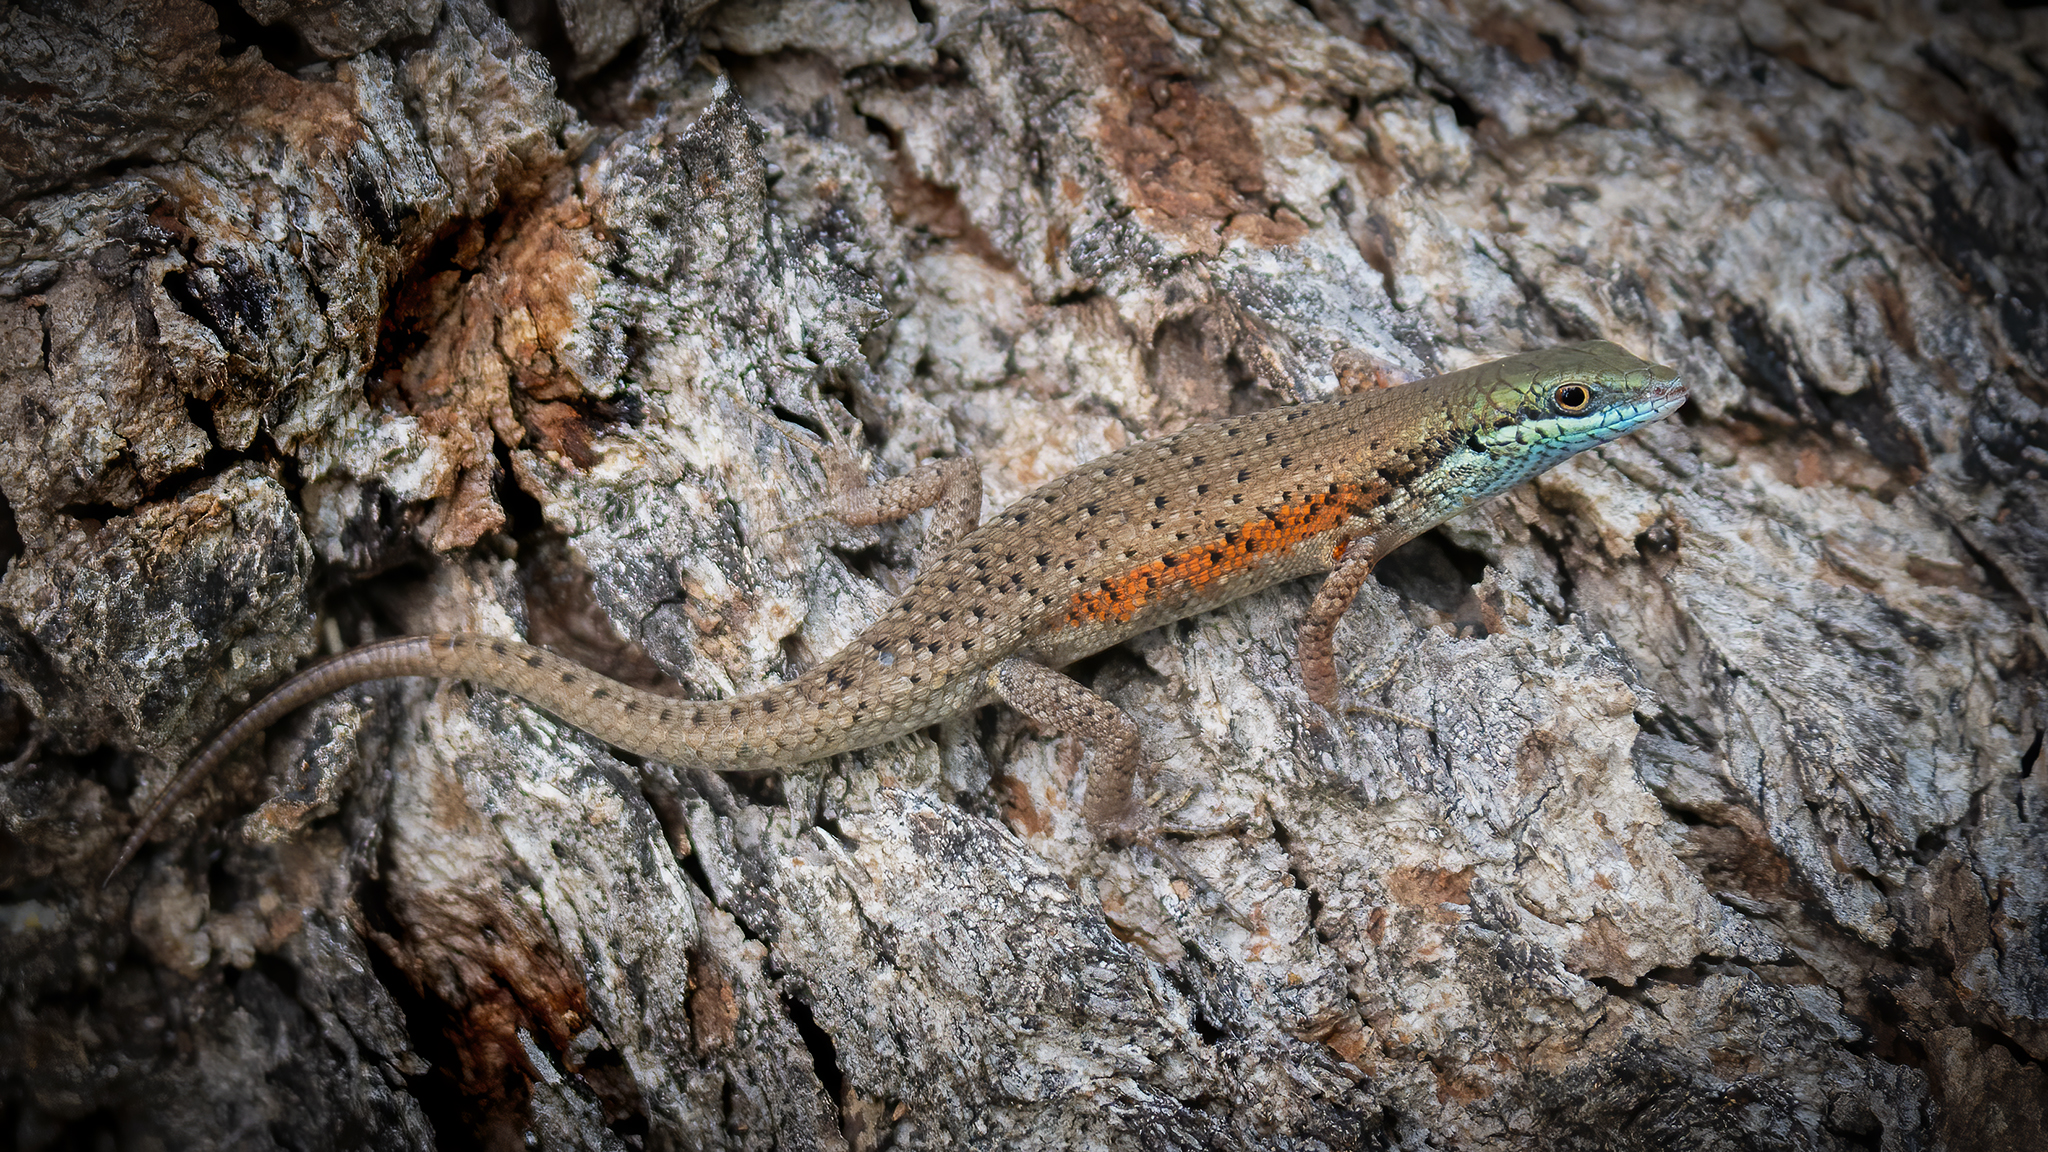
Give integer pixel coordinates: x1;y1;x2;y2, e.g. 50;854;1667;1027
367;213;505;411
1912;830;1948;863
54;502;131;524
1372;530;1491;633
1639;963;1705;986
1441;91;1482;128
0;486;21;571
248;948;303;1002
575;1043;652;1138
555;30;662;124
829;541;898;588
1296;866;1322;923
493;442;548;545
765;403;829;442
2021;729;2041;824
204;0;317;71
1189;997;1229;1046
783;993;847;1123
660;814;731;913
207;847;245;914
724;769;786;810
1045;285;1105;309
1634;520;1679;557
1588;975;1648;1001
4;1103;121;1150
1859;980;1932;1068
308;478;430;589
501;0;575;78
1661;803;1704;826
1058;646;1125;690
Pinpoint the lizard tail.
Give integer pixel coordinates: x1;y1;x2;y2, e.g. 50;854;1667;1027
104;633;692;885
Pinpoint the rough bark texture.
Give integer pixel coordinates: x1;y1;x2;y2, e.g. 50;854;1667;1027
2;1;2044;1149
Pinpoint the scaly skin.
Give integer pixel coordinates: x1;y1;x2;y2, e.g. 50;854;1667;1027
108;340;1684;880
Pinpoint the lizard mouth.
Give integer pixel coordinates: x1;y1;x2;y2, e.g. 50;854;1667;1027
1644;362;1688;414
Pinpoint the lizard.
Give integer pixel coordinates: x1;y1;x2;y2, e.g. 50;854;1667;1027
107;339;1685;882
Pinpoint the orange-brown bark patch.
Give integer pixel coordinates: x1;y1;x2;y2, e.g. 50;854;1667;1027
1471;15;1554;65
1866;274;1919;357
1432;1061;1500;1104
1386;864;1473;925
370;180;600;550
689;949;739;1055
886;161;1015;271
1068;0;1307;251
1564;912;1641;982
995;772;1052;838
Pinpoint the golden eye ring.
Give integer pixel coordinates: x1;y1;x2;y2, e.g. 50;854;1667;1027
1552;383;1593;413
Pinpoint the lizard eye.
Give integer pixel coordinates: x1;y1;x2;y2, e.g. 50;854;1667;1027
1552;383;1593;413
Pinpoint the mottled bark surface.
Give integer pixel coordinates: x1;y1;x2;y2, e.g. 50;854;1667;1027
2;1;2044;1149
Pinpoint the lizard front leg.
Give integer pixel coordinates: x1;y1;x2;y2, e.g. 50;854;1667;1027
1300;540;1435;731
1297;542;1379;710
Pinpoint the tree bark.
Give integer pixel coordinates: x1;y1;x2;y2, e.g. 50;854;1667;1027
2;1;2044;1149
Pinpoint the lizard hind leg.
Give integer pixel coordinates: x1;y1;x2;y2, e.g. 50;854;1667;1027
988;658;1143;837
989;658;1251;926
1297;543;1379;710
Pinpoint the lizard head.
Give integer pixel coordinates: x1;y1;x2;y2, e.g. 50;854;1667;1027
1453;339;1686;496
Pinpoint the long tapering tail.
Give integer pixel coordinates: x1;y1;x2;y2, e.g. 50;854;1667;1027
104;633;693;884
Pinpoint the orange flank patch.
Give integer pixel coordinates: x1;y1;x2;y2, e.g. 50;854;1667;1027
1065;483;1382;627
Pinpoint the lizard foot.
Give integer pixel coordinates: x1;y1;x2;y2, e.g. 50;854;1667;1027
1124;827;1254;929
1342;654;1435;734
